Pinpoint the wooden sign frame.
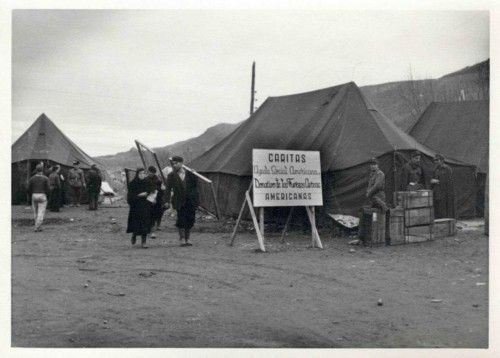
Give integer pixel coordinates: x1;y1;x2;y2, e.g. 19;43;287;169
167;157;222;220
134;140;221;220
230;182;323;252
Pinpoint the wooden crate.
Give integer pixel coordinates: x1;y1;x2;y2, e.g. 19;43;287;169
389;208;405;245
394;190;433;209
404;207;434;227
433;218;457;238
371;210;386;246
406;225;433;241
358;208;386;246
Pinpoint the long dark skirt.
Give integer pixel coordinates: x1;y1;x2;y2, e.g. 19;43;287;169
48;187;61;212
176;200;196;230
127;199;153;235
151;191;166;222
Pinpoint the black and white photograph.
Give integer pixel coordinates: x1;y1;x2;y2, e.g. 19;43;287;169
2;1;498;356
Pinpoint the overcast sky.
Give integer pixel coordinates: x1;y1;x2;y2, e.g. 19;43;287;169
11;9;489;156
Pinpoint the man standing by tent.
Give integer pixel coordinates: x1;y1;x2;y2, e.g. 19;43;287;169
402;151;427;191
48;165;62;212
358;158;388;245
68;161;86;207
86;164;102;211
28;164;50;232
431;154;456;219
165;156;198;247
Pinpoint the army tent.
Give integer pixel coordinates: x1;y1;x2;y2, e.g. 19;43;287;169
12;113;104;204
409;101;489;216
189;82;477;221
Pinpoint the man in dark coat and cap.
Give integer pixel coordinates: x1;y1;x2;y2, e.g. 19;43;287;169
401;151;427;191
165;156;198;246
431;154;456;219
86;164;102;210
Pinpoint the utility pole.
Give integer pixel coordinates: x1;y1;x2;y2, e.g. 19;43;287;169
250;61;256;115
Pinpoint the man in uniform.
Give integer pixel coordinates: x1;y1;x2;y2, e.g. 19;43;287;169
431;154;456;219
402;151;427;191
68;161;86;207
86;164;102;210
358;158;388;245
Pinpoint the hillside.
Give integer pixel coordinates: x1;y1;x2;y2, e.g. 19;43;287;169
97;122;241;175
360;59;489;131
98;59;489;174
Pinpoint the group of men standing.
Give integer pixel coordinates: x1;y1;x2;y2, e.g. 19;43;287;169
364;150;456;225
27;160;103;232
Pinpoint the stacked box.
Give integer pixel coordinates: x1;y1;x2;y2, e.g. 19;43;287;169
394;190;433;209
395;190;434;243
433;218;457;238
389;207;405;245
404;207;434;226
359;207;386;246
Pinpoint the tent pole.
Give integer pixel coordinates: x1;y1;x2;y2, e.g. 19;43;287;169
250;61;256;115
393;151;397;203
26;160;31;204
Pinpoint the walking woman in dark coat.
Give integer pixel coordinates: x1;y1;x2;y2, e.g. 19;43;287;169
165;156;198;246
126;168;155;248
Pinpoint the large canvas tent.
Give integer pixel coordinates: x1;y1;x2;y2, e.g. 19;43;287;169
189;82;477;221
409;100;489;216
12;113;104;204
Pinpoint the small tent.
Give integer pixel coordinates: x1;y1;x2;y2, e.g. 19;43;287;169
409;101;488;216
12;113;105;204
189;82;477;221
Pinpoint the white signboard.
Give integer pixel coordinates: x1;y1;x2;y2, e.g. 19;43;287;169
252;149;323;207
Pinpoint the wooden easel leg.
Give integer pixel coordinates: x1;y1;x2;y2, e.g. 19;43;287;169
210;183;221;221
230;191;249;246
259;207;264;238
281;207;294;243
305;206;323;249
245;191;266;252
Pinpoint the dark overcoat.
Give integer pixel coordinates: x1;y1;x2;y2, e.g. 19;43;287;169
126;177;155;235
165;170;198;229
401;162;428;191
432;163;456;219
86;168;102;194
148;173;165;221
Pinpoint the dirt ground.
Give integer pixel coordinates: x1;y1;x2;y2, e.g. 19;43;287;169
11;203;488;348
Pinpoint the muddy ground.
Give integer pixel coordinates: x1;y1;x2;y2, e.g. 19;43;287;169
11;204;488;348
